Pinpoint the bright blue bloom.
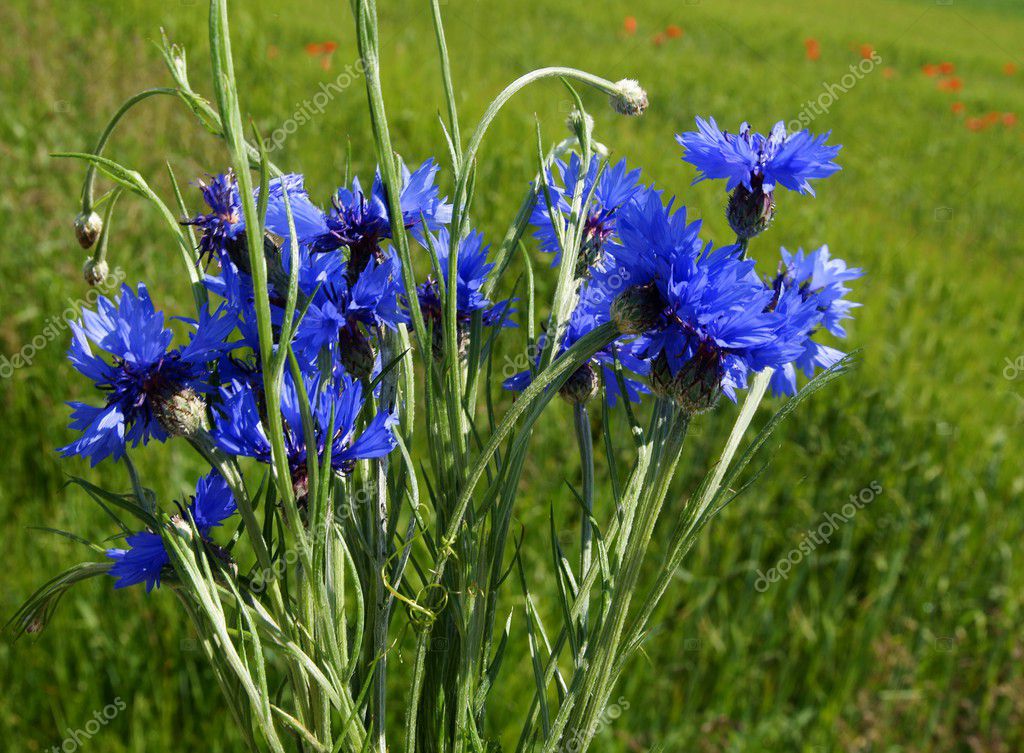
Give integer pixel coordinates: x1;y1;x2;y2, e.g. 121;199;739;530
185;172;244;265
415;228;516;329
212;371;397;482
59;284;236;466
105;531;168;593
291;251;408;366
766;245;862;396
676;117;841;195
306;159;452;258
106;472;237;592
597;190;786;401
185;172;324;265
530;155;643;267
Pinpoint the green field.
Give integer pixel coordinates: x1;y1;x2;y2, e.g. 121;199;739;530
2;0;1023;750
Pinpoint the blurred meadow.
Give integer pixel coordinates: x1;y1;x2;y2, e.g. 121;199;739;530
2;0;1023;750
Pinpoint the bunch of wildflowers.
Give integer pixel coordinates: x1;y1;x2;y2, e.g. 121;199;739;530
13;4;862;753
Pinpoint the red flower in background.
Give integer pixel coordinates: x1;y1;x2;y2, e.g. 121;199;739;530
665;25;684;39
305;41;338;71
805;38;821;61
624;16;637;36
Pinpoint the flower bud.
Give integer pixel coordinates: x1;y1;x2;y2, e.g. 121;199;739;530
611;284;662;335
291;466;310;504
74;211;103;249
83;258;109;287
727;185;775;240
339;326;377;380
170;514;196;541
430;323;470;362
206;541;239;580
649;349;722;416
609;79;648;116
559;362;601;405
566;108;594;142
152;386;206;438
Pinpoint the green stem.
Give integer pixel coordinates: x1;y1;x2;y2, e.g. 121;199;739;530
79;88;177;213
573;402;594;636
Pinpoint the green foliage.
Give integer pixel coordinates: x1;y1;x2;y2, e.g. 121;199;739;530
1;0;1022;751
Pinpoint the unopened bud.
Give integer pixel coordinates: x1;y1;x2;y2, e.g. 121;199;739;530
559;362;601;405
83;258;109;287
649;349;722;416
25;616;44;634
566;108;594;141
430;323;470;362
74;211;103;249
609;79;648;116
152;387;206;438
727;185;775;240
339;326;377;380
611;284;662;335
170;514;196;540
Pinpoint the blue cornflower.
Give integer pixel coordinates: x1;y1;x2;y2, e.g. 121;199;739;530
765;245;862;396
60;284;236;466
677;118;842;240
185;172;324;266
676;117;841;196
416;228;516;332
291;251;408;378
530;154;643;269
212;371;397;493
597;191;787;412
106;471;238;592
185;172;244;265
306;160;452;266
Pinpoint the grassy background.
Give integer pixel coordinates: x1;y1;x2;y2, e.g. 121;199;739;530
2;0;1023;750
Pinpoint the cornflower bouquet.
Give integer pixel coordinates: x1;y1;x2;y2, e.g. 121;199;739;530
12;2;862;751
